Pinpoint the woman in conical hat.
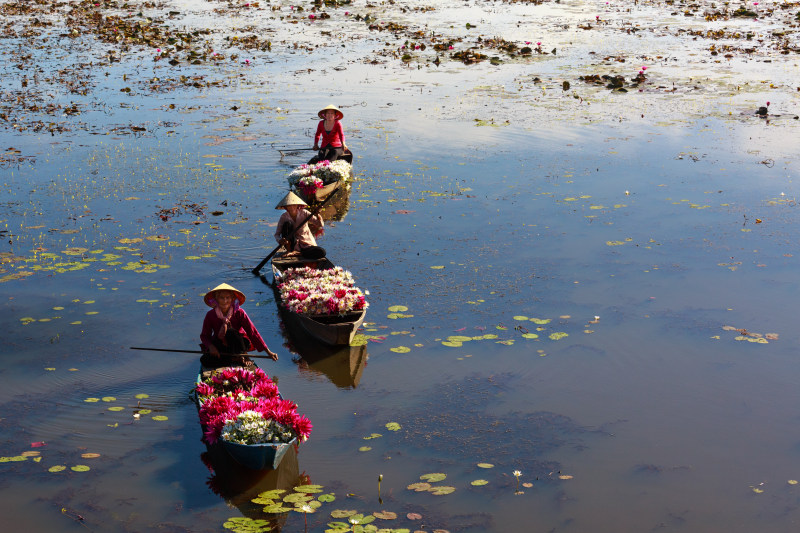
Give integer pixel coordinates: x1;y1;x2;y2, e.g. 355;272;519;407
312;104;348;163
200;282;278;367
274;192;326;260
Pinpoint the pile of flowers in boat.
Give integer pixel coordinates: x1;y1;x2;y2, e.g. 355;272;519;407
277;266;369;316
196;366;312;446
287;159;352;193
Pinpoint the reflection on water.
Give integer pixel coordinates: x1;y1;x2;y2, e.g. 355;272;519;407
4;0;800;531
201;442;302;526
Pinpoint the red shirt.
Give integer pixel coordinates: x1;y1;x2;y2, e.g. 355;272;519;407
314;120;345;148
200;307;269;352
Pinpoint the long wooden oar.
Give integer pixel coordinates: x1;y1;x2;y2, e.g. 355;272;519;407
130;346;276;359
251;184;341;275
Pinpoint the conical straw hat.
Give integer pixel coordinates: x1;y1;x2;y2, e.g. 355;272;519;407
275;191;308;209
204;283;245;307
318;104;343;120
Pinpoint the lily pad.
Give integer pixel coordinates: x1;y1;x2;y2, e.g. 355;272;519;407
294;484;324;494
71;465;90;472
390;346;411;353
477;463;494;468
330;509;358;518
385;422;401;431
48;465;67;472
387;305;408;312
471;479;489;486
419;473;446;482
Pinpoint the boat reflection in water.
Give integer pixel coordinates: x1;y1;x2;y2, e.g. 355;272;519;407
281;321;368;389
201;441;306;528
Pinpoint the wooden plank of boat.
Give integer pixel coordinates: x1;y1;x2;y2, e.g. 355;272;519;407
268;255;366;346
306;148;354;166
196;363;296;471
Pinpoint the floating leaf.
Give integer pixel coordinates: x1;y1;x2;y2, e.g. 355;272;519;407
549;332;568;340
385;422;401;431
254;489;285;502
135;393;149;399
513;316;529;321
363;433;382;440
0;456;27;462
788;480;798;485
294;485;324;494
49;465;67;473
522;333;539;339
152;415;168;421
430;265;445;269
283;493;312;503
318;493;336;503
420;473;446;482
407;512;422;519
477;463;494;468
71;465;90;472
330;509;358;518
358;446;372;452
387;305;408;312
108;406;125;411
81;453;100;459
101;396;116;402
138;409;152;415
407;482;431;492
430;486;456;495
441;341;462;347
373;510;397;519
262;503;294;514
471;479;489;486
390;346;411;353
223;517;273;532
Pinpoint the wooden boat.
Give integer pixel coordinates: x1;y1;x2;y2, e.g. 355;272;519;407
266;254;366;346
306;148;354;166
195;363;296;471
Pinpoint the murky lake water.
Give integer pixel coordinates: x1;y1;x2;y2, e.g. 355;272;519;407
2;0;800;531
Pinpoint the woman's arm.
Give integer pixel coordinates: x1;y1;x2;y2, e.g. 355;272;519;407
336;121;346;149
200;311;220;356
313;121;324;149
235;309;277;360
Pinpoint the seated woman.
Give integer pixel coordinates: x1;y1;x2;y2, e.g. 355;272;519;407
312;104;348;163
274;192;326;260
200;283;278;368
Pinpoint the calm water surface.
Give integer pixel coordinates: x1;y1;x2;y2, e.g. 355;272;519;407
3;0;800;532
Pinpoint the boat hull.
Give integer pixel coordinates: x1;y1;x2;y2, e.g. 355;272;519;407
221;438;296;471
